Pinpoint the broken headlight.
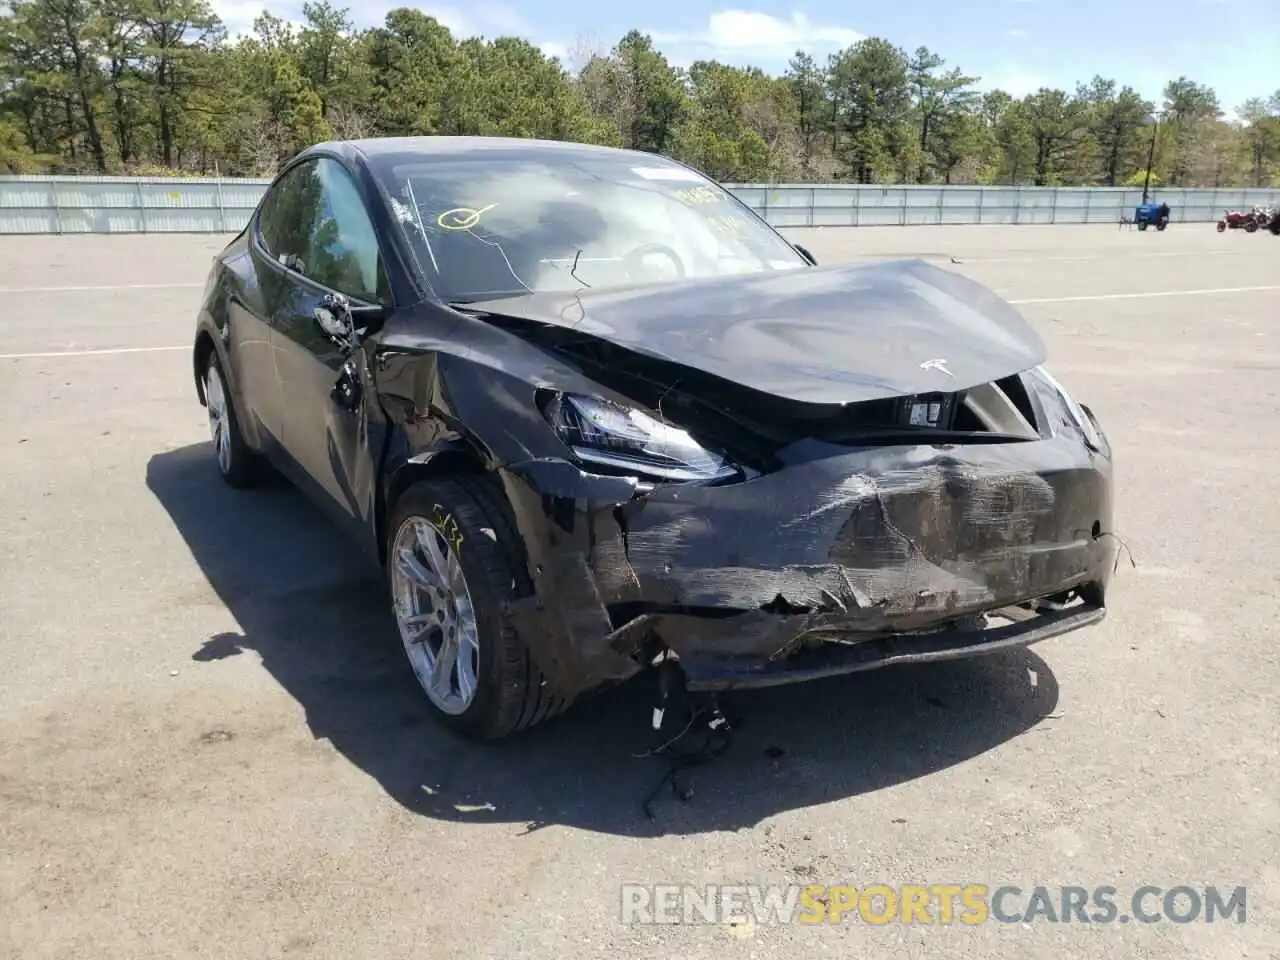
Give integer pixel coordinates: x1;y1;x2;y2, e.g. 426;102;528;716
1031;365;1102;451
546;394;740;482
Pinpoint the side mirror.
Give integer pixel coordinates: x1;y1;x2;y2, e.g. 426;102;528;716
792;243;817;266
314;293;357;351
314;292;387;352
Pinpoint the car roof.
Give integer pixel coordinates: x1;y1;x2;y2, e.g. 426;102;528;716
300;135;660;168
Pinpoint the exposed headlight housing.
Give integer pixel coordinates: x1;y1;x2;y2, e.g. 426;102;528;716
1031;365;1102;451
546;393;740;482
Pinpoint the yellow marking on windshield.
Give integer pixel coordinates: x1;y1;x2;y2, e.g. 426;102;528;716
437;203;498;230
675;186;722;206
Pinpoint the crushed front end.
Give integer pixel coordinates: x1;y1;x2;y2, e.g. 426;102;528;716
497;365;1118;698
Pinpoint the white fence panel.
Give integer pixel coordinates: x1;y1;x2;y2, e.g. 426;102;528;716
3;175;1280;234
940;188;982;225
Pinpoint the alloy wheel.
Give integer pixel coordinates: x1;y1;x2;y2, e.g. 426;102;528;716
390;516;481;715
205;365;233;475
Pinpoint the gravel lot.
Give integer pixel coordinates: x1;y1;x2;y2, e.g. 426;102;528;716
1;223;1278;959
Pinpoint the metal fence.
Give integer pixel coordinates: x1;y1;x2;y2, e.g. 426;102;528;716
2;175;1279;235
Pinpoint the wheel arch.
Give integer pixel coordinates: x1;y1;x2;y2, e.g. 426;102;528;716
193;328;218;406
377;439;491;568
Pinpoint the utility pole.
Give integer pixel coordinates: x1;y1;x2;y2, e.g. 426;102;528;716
1142;114;1159;205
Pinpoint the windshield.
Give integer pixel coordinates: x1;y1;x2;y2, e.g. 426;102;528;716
368;149;808;302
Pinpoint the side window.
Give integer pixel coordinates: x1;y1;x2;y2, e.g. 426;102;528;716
256;160;323;272
308;158;386;303
256;158;387;304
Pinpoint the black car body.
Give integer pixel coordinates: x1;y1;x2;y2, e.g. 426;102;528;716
193;136;1117;738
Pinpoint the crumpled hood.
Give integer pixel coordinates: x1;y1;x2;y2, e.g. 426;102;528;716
473;258;1047;405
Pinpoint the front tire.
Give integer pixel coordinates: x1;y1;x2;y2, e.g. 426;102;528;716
1246;220;1258;233
387;477;571;739
203;353;264;489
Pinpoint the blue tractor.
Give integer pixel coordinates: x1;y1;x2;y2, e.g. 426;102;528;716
1134;200;1171;231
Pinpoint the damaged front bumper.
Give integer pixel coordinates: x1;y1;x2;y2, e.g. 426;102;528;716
499;433;1116;698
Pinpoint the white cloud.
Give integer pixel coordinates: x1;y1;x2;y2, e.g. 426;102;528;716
473;3;534;35
209;0;278;37
983;68;1046;97
652;10;862;60
539;40;571;61
209;0;527;41
419;5;474;36
1005;27;1028;38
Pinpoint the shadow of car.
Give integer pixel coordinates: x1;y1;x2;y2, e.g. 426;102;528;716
148;441;1061;837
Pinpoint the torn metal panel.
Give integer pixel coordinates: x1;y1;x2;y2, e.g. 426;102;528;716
672;600;1108;691
621;443;1101;605
497;458;647;691
489;426;1114;700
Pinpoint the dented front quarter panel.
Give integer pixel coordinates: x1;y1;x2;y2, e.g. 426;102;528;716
372;305;651;471
370;308;658;693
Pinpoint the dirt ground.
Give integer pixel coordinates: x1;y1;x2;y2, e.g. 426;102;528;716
1;223;1278;959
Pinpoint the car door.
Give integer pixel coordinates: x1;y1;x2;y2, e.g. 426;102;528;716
268;157;390;537
245;160;327;450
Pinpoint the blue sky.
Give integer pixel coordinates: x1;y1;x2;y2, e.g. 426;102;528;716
211;0;1278;115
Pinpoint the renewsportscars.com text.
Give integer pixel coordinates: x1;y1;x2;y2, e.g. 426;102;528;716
620;884;1247;926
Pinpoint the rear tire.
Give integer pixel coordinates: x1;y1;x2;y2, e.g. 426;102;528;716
203;352;265;489
1246;220;1258;233
387;476;571;739
1217;221;1226;232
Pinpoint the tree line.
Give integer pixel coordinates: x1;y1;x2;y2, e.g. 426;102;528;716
3;0;1279;188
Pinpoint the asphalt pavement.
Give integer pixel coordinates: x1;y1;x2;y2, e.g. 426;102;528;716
1;223;1277;959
